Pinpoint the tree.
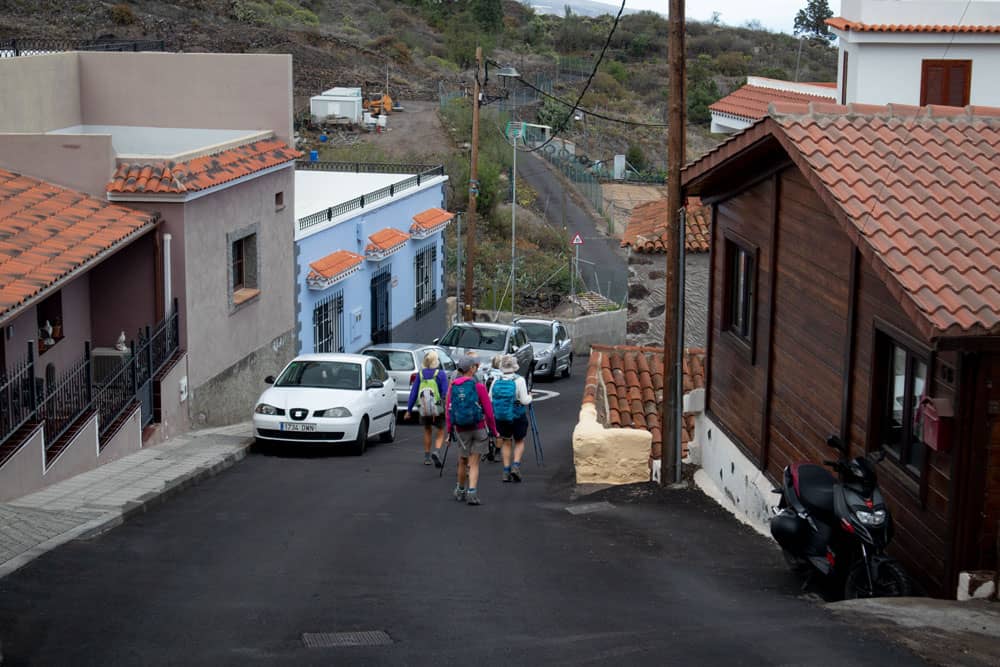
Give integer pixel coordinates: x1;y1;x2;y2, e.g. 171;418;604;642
471;0;503;33
794;0;835;41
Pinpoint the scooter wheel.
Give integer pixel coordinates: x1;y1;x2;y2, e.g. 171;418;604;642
844;559;912;599
781;548;811;576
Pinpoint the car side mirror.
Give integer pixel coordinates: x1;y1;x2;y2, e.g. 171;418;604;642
264;375;275;384
432;338;440;345
368;380;383;389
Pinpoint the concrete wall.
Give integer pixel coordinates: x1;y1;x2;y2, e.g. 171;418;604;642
189;329;295;426
148;352;192;446
78;52;294;144
96;406;142;465
0;426;44;502
0;53;81;132
564;309;626;355
296;184;447;354
573;401;652;485
626;251;709;349
41;414;99;487
0;134;114;196
89;230;157;348
842;0;1000;26
183;166;295;389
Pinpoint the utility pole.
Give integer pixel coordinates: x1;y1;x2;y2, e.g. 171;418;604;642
463;46;482;322
661;0;686;486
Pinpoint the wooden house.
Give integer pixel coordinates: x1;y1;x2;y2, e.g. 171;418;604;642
681;101;1000;597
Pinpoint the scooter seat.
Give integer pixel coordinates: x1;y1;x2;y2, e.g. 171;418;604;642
792;463;836;516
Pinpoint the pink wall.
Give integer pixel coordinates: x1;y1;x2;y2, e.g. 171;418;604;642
0;53;81;132
33;273;91;381
89;230;157;347
0;134;115;197
78;52;293;144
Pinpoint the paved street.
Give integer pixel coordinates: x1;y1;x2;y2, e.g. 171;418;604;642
519;153;629;305
0;373;922;666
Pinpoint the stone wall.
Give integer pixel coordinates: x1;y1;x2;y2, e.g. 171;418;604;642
626;251;709;348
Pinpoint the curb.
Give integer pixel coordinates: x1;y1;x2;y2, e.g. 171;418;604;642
0;440;251;579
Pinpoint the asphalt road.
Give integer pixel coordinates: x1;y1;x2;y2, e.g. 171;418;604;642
518;153;629;305
0;372;922;666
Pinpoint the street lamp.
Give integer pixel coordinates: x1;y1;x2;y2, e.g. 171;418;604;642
496;64;521;315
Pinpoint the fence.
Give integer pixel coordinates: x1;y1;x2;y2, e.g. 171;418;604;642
0;38;166;58
536;140;604;215
0;303;181;452
296;162;446;232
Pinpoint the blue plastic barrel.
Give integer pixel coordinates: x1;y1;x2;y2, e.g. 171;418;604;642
309;150;319;162
319;134;328;142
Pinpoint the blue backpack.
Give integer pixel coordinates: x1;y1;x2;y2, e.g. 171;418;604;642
449;379;483;427
491;377;525;422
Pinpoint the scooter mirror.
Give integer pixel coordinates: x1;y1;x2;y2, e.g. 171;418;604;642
826;435;844;451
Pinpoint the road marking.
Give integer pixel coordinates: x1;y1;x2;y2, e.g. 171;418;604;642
530;389;559;402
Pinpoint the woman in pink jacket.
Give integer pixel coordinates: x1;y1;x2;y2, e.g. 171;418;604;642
444;355;498;505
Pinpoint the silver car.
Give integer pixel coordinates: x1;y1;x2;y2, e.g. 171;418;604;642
435;322;535;388
361;343;457;410
514;318;573;380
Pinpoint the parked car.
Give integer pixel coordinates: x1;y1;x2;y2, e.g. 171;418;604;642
361;343;457;410
514;317;573;380
435;322;535;387
252;353;396;455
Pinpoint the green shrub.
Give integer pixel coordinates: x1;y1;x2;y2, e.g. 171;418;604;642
109;3;135;25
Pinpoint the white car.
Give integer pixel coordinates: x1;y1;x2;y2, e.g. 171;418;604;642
252;353;397;455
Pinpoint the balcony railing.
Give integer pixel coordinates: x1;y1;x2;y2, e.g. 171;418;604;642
0;301;181;455
0;38;166;58
296;162;446;232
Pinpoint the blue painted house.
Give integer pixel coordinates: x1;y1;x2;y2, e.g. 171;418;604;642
294;162;451;354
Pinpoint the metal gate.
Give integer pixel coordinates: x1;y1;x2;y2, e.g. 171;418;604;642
313;289;345;353
370;264;392;344
134;328;154;428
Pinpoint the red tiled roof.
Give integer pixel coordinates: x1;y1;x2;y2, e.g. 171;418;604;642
582;345;706;460
684;101;1000;339
307;250;364;282
0;168;157;321
709;84;835;123
366;227;411;253
827;17;1000;33
107;138;301;195
411;207;454;233
621;197;711;253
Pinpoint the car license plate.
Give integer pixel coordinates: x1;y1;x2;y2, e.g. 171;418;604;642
281;422;316;432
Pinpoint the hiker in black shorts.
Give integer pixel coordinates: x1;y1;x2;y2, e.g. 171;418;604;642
488;354;532;483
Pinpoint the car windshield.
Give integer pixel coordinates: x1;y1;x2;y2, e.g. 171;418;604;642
274;361;361;390
364;350;415;372
439;326;506;352
519;322;552;343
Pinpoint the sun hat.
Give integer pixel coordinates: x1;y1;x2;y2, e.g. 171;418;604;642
457;355;479;372
499;354;520;374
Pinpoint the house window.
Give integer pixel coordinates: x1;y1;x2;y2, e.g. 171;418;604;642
228;226;260;309
920;60;971;106
36;291;64;355
877;334;929;478
722;238;756;355
275;191;284;210
414;245;437;319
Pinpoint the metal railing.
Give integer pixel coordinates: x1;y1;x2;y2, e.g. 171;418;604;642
0;38;166;58
0;302;181;451
537;142;605;215
296;163;446;232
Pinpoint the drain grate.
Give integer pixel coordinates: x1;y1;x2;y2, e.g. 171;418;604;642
565;501;615;515
302;630;393;648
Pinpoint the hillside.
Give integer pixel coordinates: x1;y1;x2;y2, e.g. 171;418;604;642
0;1;837;167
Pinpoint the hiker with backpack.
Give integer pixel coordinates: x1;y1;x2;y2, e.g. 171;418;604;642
405;349;449;466
444;355;497;506
489;354;533;483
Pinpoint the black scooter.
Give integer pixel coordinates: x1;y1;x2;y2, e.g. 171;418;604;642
770;436;912;599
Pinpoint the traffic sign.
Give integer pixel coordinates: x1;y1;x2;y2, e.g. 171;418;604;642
571;233;584;245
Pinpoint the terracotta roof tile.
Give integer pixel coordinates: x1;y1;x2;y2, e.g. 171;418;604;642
411;207;454;235
583;345;706;460
710;84;835;123
621;197;711;253
827;17;1000;33
307;250;364;283
106;138;301;195
0;168;156;322
366;228;411;255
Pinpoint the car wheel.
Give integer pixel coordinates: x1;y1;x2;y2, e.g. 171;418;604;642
380;410;397;443
353;418;369;456
561;355;573;378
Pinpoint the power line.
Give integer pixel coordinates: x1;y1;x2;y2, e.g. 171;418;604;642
518;0;629;153
513;76;669;128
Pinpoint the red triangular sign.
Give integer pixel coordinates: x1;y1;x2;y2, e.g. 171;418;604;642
571;233;584;245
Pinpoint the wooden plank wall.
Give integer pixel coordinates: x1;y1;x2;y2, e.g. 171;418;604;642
708;179;772;462
980;354;1000;571
764;169;852;481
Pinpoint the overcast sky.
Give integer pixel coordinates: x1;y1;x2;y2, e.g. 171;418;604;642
599;0;841;35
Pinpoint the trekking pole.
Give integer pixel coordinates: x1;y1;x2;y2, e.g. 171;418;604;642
528;404;544;466
439;429;453;478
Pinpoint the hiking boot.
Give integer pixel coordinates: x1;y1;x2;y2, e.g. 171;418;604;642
510;467;522;483
431;449;443;468
466;491;481;505
424;453;432;465
453;485;466;502
502;470;512;483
